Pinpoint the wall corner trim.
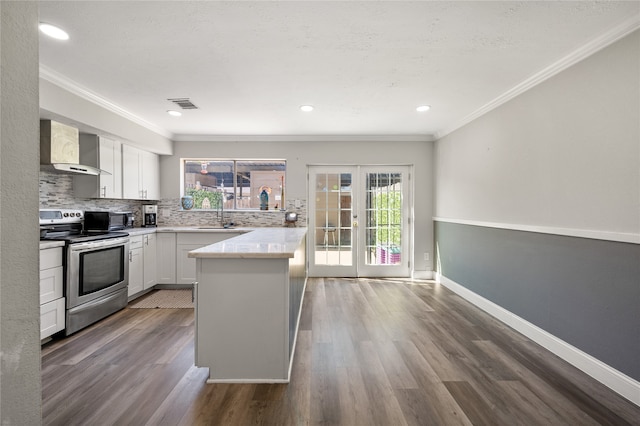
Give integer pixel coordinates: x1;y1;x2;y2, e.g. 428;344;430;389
433;217;640;244
435;272;640;406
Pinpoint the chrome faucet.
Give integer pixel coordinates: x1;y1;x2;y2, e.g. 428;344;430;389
217;190;234;228
217;190;224;227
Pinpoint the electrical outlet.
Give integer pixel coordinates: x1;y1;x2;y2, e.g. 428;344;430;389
424;252;430;261
162;208;170;218
295;199;301;208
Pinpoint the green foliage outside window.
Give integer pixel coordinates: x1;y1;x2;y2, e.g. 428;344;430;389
374;192;401;246
186;188;222;210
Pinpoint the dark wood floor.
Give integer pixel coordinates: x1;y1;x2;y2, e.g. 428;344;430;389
42;278;640;425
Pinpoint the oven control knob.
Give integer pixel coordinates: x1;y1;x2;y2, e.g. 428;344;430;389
63;212;69;217
75;212;81;217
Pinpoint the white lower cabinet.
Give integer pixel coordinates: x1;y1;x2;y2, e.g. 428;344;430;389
143;233;157;289
128;233;157;298
156;231;243;286
177;244;206;285
40;298;66;339
157;233;177;284
176;232;242;285
128;236;144;297
40;246;65;339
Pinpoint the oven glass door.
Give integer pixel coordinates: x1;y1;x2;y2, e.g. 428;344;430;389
67;237;130;309
79;246;125;295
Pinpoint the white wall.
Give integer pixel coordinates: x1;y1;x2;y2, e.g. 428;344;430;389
162;138;435;273
40;79;173;155
0;2;42;423
434;30;640;238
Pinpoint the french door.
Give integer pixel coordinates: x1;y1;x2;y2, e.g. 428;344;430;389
308;165;411;277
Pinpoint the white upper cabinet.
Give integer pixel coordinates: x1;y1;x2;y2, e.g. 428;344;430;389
73;134;122;199
122;144;159;200
141;150;160;200
122;144;141;199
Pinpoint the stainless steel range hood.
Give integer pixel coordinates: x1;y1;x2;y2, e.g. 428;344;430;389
40;120;107;176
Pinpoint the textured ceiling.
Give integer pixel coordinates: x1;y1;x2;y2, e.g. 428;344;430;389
37;1;640;140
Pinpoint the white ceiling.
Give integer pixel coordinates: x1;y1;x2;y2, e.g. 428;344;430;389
38;1;640;141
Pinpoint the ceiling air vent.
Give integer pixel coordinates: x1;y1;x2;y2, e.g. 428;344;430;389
167;98;199;110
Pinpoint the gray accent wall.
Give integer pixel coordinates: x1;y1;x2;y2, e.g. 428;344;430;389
433;29;640;387
435;221;640;381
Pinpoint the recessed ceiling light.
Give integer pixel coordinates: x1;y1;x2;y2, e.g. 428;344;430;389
416;105;431;112
167;110;182;117
300;105;314;112
39;23;69;40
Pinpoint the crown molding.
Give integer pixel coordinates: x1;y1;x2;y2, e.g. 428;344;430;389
171;134;436;143
39;65;173;139
436;15;640;140
39;65;436;143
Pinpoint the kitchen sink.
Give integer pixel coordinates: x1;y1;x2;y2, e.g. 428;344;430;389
197;226;234;229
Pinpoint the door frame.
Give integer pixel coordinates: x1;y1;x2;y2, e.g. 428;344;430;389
307;164;413;278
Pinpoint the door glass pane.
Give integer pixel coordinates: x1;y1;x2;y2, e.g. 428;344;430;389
313;172;352;266
365;172;402;265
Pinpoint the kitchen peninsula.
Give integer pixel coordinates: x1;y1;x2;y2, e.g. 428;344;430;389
188;227;307;383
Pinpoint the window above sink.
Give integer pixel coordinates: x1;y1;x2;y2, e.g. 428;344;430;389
181;159;286;211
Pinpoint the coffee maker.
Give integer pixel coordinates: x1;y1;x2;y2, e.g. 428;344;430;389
142;205;157;227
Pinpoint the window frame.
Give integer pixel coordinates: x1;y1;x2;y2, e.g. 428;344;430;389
180;158;286;211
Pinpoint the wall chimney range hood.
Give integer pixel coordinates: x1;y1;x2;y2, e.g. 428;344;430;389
40;120;108;176
40;120;111;176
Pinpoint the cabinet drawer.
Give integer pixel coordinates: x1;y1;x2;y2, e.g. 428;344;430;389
41;297;65;339
40;266;63;304
129;235;144;249
40;247;63;270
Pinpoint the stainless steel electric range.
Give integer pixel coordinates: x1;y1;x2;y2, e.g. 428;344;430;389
40;209;130;336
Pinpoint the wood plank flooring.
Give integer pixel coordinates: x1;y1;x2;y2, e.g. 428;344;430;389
42;278;640;425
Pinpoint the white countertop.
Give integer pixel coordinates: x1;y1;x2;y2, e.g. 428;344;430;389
126;227;158;236
156;226;253;233
188;227;307;259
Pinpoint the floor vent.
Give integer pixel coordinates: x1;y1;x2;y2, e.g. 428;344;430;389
167;98;199;110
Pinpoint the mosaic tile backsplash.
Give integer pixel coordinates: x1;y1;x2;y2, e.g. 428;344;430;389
156;198;307;228
39;171;307;228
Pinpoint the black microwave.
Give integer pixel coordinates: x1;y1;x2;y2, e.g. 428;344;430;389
84;211;134;232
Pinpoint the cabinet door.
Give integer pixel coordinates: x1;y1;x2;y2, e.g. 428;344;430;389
176;232;243;284
74;135;122;199
128;237;144;296
157;233;177;284
41;298;65;339
176;244;203;285
141;150;159;200
143;234;157;289
100;138;122;198
122;144;142;200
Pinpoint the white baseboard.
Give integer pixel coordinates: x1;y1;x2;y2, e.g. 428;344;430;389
413;270;434;280
435;273;640;407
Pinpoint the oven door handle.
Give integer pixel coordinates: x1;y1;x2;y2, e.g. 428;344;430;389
68;236;130;252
